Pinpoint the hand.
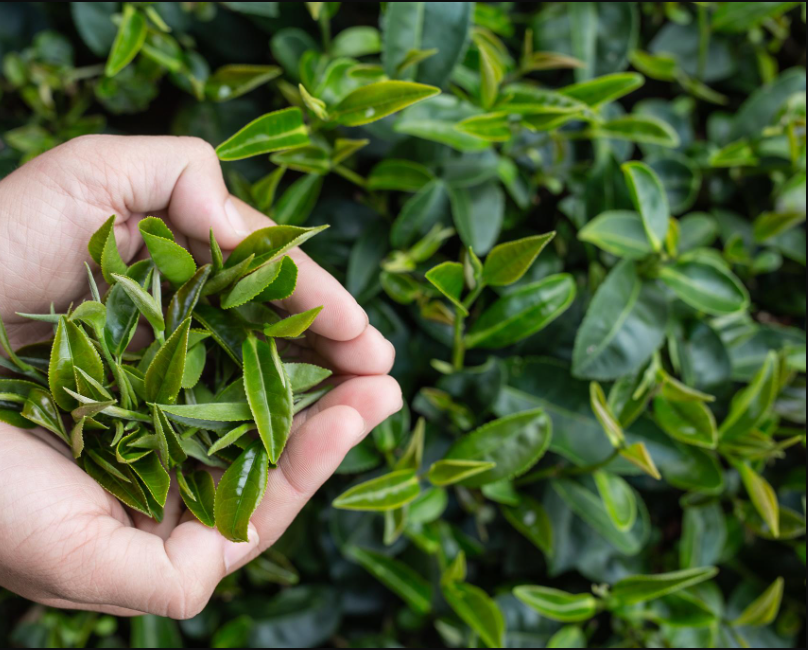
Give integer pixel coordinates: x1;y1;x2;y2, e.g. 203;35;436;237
0;135;402;618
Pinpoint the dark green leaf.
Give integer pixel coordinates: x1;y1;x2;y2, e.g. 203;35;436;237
214;440;269;542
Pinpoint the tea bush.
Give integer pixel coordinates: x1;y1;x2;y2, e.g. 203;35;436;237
1;2;806;648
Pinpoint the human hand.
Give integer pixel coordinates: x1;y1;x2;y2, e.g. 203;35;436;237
0;135;402;618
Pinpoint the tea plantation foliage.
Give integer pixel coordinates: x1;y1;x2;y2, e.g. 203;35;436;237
1;2;806;648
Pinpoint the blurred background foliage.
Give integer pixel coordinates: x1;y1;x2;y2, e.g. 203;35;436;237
0;2;806;648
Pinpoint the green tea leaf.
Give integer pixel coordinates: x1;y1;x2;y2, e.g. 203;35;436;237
242;336;294;463
579;210;655;260
226;225;328;270
737;462;780;539
84;451;149;515
216;107;310;161
88;215;128;285
466;274;577;349
138;217;197;286
345;546;433;614
594;471;637;532
111;273;165;334
590;381;625;448
719;351;779;441
572;261;668;380
560;72;644;107
731;577;784;627
654;396;718;449
263;307;323;338
658;259;749;315
595;115;680;147
444;409;552;487
48;317;105;412
367;159;434;192
144;318;191;404
332;81;440;126
333;470;420;511
221;258;284;310
206;64;281;102
427;460;496;487
449;181;504;256
130;452;170;507
178;470;217;527
608;567;718;607
21;387;68;442
214;440;269;542
622;161;669;252
513;586;599;623
620;442;661;480
482;233;555;286
442;581;505;649
425;262;468;316
105;4;146;77
165;265;212;335
284;363;333;393
547;626;587;649
159;402;253;431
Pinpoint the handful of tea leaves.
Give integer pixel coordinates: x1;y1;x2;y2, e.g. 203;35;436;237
0;216;333;542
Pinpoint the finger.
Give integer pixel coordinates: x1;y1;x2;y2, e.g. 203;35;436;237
227;198;369;342
240;376;402;565
301;326;397;376
131;480;184;540
57;515;260;619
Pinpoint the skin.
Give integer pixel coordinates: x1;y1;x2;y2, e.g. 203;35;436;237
0;135;403;619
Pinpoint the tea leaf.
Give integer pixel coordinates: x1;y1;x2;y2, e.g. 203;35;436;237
731;577;784;627
216;107;310;161
608;567;718;607
178;470;216;527
482;233;555;287
425;262;468;316
654;396;718;449
345;546;433;614
284;363;333;394
105;4;146;77
444;409;552;487
242;336;294;463
514;586;599;623
88;215;127;284
263;306;322;338
138;217;197;286
737;462;780;539
578;210;655;260
332;81;440;126
165;265;212;335
594;471;637;532
658;259;749;315
144;318;192;404
111;273;165;334
442;581;505;649
428;460;496;487
622;161;669;252
214;440;269;542
48;317;105;412
333;470;421;511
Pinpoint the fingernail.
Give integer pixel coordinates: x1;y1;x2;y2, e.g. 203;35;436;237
224;198;250;237
223;523;259;572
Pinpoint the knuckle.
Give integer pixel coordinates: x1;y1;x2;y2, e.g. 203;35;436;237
179;136;217;160
166;576;214;620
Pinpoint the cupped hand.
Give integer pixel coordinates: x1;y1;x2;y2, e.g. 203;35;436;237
0;135;402;618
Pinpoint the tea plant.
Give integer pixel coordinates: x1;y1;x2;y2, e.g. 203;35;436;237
1;2;806;648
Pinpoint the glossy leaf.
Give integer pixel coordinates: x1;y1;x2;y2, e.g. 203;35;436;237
514;586;599;623
137;217;197;286
658;259;749;315
560;72;644;107
111;273;165;333
21;387;68;442
596;115;680;147
284;363;333;394
572;260;668;380
449;181;504;256
654;396;718;449
242;336;294;463
547;626;587;649
221;258;284;310
442;581;505;649
579;210;655;260
367;159;434;192
590;381;625;448
482;233;555;287
105;4;146;77
425;262;467;316
608;567;718;607
48;317;105;411
165;265;212;335
178;470;216;527
622;161;669;252
159;402;253;431
444;409;552;487
427;460;496;487
737;462;780;539
731;577;784;627
144;318;191;404
88;214;128;285
263;307;322;338
719;351;779;441
332;470;420;511
332;81;439;126
216;107;310;161
345;546;433;614
226;225;328;270
466;274;577;349
594;471;637;532
206;64;281;102
214;440;269;542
